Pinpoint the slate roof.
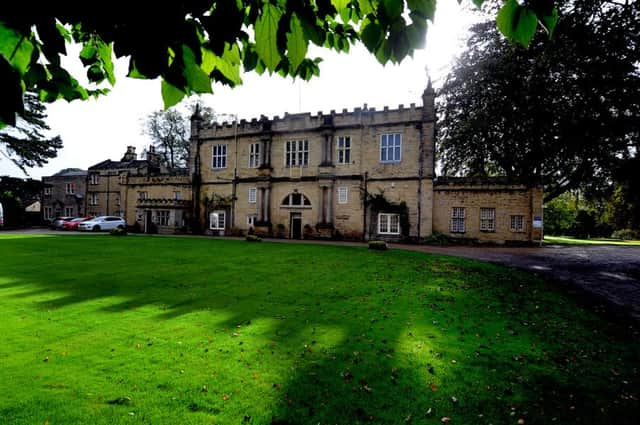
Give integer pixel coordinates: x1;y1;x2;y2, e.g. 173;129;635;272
88;159;149;170
51;168;87;177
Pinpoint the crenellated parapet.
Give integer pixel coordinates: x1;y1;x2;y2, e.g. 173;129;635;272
198;103;427;139
127;173;190;186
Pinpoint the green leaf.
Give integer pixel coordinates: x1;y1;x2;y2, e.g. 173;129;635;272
182;45;213;94
331;0;350;13
287;13;308;72
540;7;558;37
204;43;242;86
374;39;392;64
497;0;538;48
381;0;403;21
97;40;115;85
361;20;383;52
128;60;147;79
497;0;519;38
161;79;186;109
358;0;375;16
56;23;72;43
513;8;538;47
0;21;35;75
472;0;484;7
254;3;283;72
407;0;436;20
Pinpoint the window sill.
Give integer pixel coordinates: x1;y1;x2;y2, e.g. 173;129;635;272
281;206;312;209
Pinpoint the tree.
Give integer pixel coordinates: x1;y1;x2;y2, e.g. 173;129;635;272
143;109;189;169
0;1;558;128
0;175;43;227
143;101;215;168
0;92;63;173
437;0;639;202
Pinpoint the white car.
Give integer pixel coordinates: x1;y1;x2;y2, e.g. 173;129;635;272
78;216;126;232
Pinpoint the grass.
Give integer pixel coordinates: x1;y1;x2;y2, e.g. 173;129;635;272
0;235;638;425
544;235;640;246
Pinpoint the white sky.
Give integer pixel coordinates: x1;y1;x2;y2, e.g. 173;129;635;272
0;1;480;179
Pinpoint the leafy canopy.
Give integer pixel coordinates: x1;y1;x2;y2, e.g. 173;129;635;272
437;0;639;202
0;0;558;127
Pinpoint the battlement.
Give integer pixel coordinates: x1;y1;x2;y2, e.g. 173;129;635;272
199;102;426;139
127;173;190;186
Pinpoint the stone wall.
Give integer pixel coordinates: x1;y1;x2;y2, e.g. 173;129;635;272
433;180;543;243
42;172;87;219
86;171;123;216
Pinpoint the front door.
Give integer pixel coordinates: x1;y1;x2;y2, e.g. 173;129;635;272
145;210;153;233
290;212;302;239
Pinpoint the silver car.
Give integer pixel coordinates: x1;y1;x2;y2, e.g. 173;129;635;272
77;216;126;232
51;216;74;230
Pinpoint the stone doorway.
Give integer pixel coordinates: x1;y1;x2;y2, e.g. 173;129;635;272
290;212;302;239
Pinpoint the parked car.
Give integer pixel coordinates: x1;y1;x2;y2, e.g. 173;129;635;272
78;216;126;232
51;216;74;230
62;216;95;231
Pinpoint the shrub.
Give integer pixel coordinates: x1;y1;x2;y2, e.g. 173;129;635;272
423;231;451;245
246;234;262;242
110;227;127;237
611;228;638;240
368;240;388;251
275;223;287;238
303;224;314;239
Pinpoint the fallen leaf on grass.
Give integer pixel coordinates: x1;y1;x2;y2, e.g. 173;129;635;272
441;417;451;423
107;396;132;405
223;394;230;401
431;384;439;392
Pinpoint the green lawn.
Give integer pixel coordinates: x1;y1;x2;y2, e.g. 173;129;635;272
0;235;638;424
544;235;640;246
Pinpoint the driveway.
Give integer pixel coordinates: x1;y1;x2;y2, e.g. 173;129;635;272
395;243;640;322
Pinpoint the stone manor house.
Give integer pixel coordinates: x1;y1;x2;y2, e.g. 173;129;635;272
42;81;543;243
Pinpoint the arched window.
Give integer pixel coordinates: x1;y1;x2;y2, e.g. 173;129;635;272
281;193;311;208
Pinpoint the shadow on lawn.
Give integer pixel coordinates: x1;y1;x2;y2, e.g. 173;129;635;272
1;236;639;424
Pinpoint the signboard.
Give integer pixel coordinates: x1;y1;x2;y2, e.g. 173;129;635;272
533;216;543;228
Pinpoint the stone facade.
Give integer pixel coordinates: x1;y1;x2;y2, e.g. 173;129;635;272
43;80;543;243
186;81;542;243
41;168;87;221
433;178;543;243
86;146;192;234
